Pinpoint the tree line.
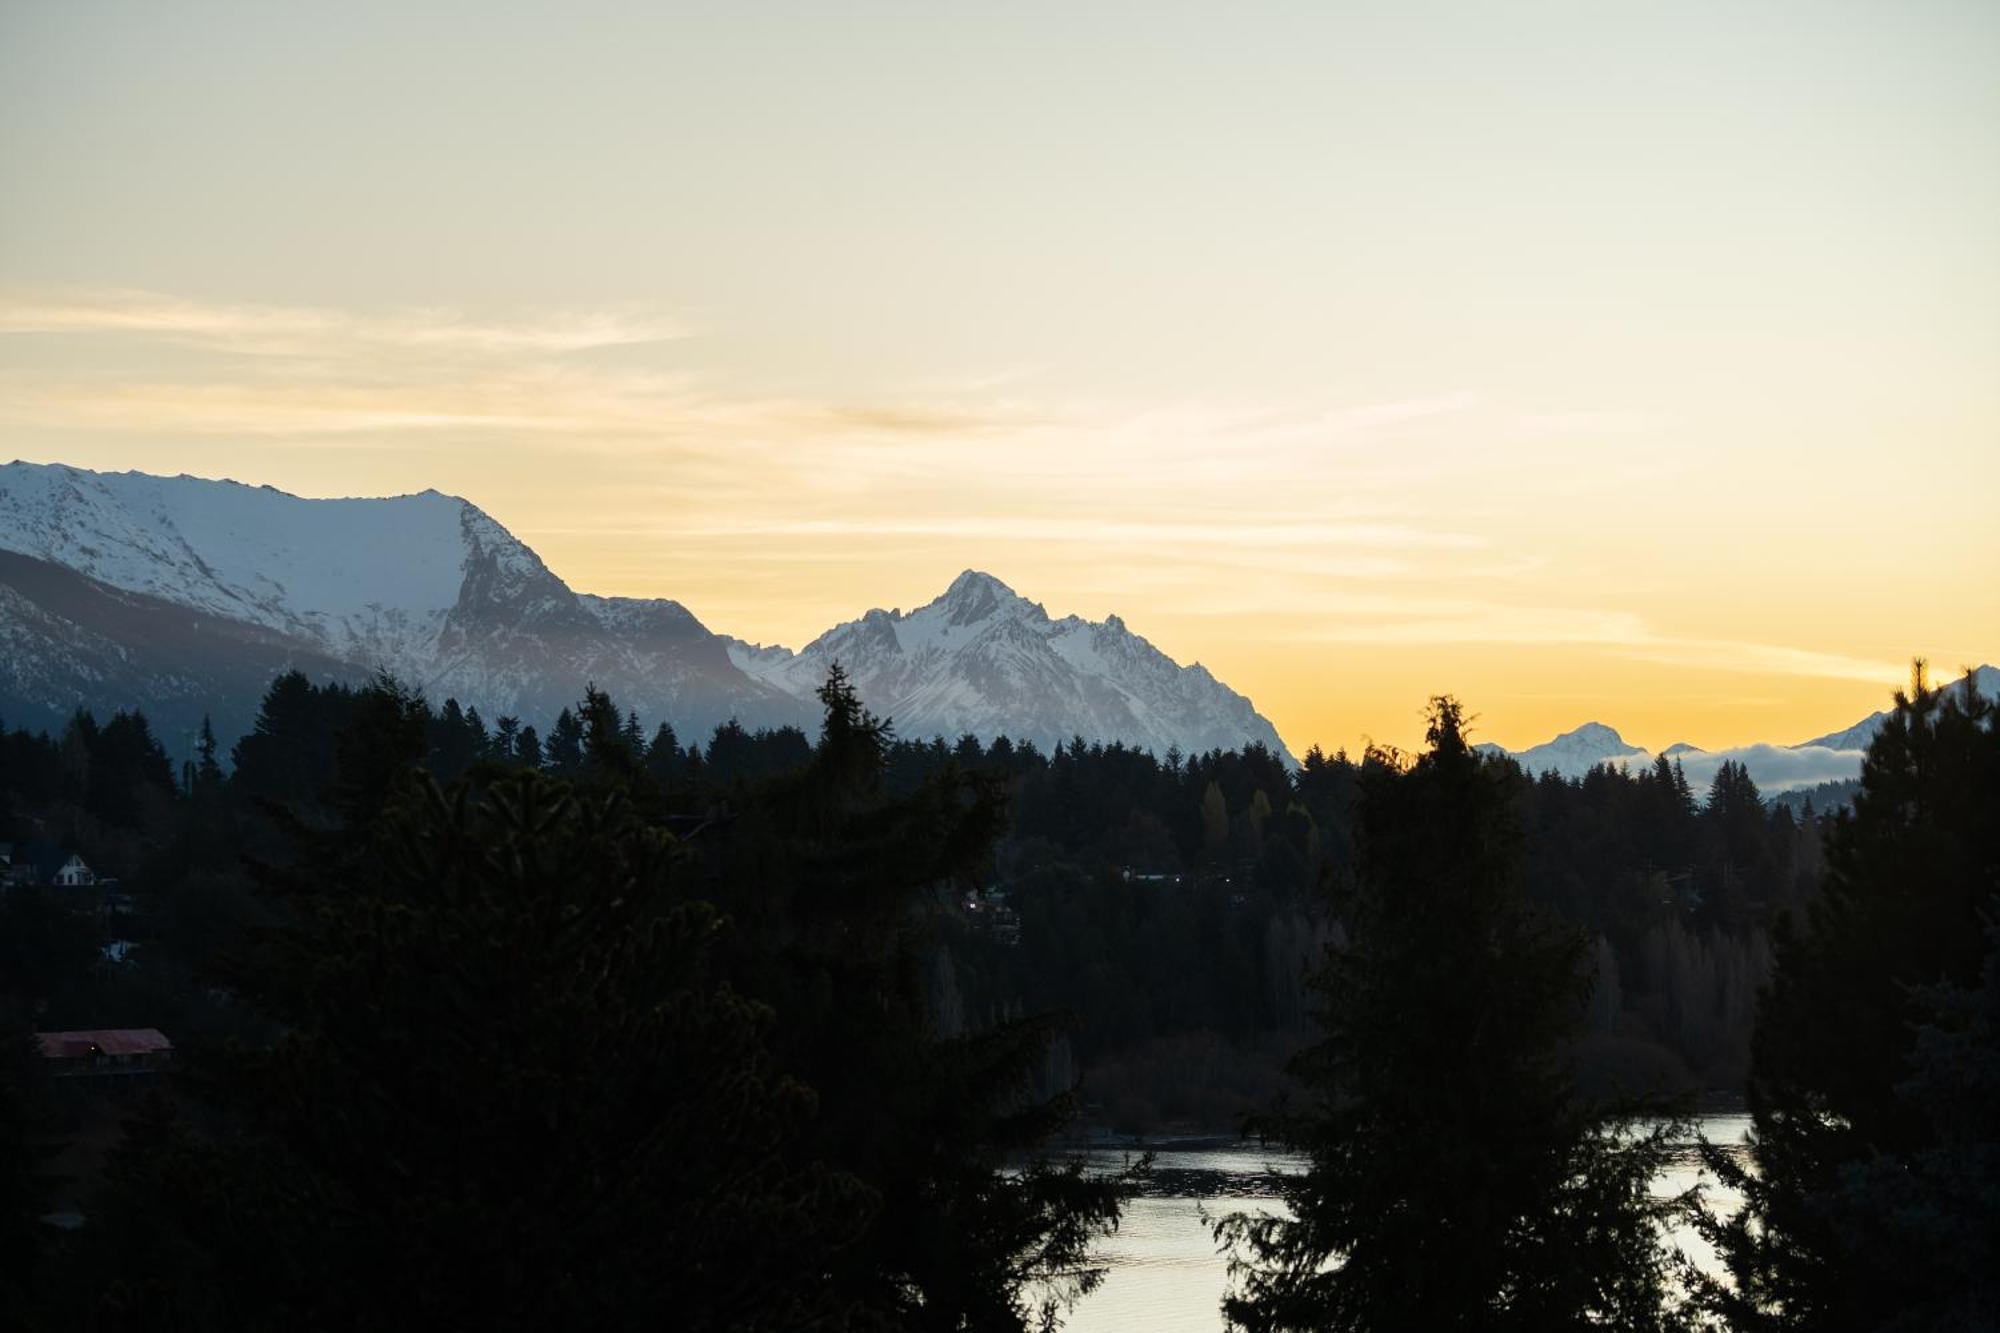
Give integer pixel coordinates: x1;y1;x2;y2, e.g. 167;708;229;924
2;669;1130;1329
7;667;1818;1127
4;663;1992;1327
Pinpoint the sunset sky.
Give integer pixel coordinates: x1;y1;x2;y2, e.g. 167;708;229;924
3;1;1994;755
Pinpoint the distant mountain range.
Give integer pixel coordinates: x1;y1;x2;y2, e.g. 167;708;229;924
0;461;1293;762
4;461;1980;784
1477;664;1998;794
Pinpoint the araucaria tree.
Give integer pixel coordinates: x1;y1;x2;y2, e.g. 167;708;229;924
1219;697;1691;1332
1701;664;2000;1329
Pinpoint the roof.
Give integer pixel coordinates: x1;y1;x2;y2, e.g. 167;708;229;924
36;1028;172;1059
9;843;78;881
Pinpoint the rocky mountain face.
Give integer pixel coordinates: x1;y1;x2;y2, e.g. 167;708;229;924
726;569;1297;764
0;462;1294;763
0;548;359;747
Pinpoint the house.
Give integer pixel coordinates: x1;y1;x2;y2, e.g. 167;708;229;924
53;853;97;889
36;1029;173;1079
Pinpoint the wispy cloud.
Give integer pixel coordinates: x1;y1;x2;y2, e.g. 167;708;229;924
1617;638;1905;686
12;286;1828;724
0;289;687;356
1293;598;1904;685
1290;600;1650;646
669;516;1484;551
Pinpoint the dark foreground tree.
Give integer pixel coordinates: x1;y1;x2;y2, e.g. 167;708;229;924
69;772;870;1332
1219;697;1691;1332
717;664;1132;1331
1700;665;2000;1330
0;1012;61;1317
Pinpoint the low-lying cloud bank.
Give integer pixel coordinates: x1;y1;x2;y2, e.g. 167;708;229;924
1661;743;1865;795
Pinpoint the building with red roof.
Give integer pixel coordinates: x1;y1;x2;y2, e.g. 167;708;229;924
36;1028;173;1078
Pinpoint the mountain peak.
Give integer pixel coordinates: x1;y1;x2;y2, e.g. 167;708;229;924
929;569;1027;626
728;567;1296;764
949;567;1010;592
1501;719;1649;781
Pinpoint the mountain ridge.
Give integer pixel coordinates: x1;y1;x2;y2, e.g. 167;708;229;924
725;568;1297;765
1484;664;1997;794
0;462;1294;763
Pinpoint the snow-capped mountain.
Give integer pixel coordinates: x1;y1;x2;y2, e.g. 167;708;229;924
0;461;805;742
0;462;1295;764
1474;721;1648;780
1487;665;1997;795
726;570;1297;764
1792;665;2000;751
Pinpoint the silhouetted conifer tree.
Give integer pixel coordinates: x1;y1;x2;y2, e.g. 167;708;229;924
545;707;584;776
0;1014;59;1318
715;664;1132;1329
1220;697;1692;1332
1699;664;2000;1329
513;723;542;770
75;771;869;1331
194;714;224;789
646;722;681;786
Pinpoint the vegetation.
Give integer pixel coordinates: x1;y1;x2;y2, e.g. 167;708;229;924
1;661;1987;1328
1698;665;2000;1330
2;670;1127;1330
1216;699;1693;1332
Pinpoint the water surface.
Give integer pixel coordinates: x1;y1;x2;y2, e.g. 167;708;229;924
1064;1115;1750;1332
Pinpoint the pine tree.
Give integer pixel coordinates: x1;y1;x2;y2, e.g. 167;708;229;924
1700;664;2000;1329
646;722;681;786
714;664;1133;1329
545;707;584;775
232;670;342;808
576;685;639;781
1219;697;1692;1332
194;714;224;789
491;714;521;764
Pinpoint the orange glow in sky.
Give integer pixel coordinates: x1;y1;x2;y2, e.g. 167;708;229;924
3;3;1994;754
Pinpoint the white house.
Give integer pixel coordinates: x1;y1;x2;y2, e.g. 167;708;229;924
53;854;97;889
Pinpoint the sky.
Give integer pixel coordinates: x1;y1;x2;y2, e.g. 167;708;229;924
2;0;1995;755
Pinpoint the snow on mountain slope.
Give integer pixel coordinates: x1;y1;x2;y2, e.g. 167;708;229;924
0;461;469;664
1793;664;1999;750
0;549;359;744
1487;665;1996;795
0;461;805;742
726;570;1297;764
1475;721;1649;780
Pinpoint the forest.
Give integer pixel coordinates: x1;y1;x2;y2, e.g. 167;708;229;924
1;664;1993;1329
4;669;1812;1128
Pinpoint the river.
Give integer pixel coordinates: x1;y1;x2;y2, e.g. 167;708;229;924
1062;1113;1751;1332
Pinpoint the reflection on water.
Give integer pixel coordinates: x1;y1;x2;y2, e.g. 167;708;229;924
1064;1115;1750;1333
